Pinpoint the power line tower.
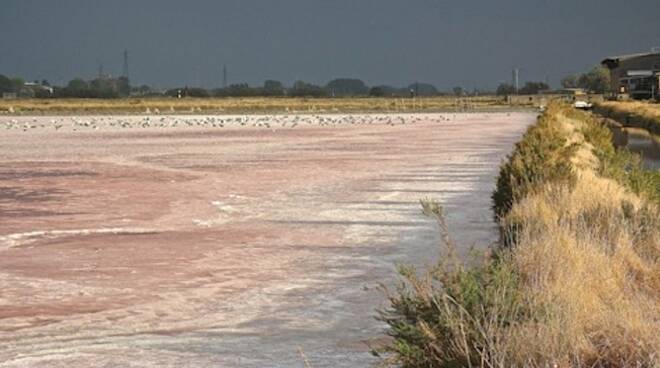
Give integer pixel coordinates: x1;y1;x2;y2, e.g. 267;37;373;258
122;50;129;80
512;68;520;94
222;64;227;88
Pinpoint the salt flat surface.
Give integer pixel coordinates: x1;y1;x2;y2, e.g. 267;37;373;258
0;112;534;367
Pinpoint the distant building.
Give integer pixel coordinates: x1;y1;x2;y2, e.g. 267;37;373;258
601;51;660;100
20;82;54;98
558;88;587;97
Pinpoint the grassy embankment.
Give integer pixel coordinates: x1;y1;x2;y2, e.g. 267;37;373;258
0;96;517;114
595;101;660;135
379;102;659;367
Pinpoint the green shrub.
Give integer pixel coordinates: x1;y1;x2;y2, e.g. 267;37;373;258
492;106;577;220
377;200;524;367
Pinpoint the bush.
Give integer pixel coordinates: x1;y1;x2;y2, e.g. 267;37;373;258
492;104;577;219
377;200;524;367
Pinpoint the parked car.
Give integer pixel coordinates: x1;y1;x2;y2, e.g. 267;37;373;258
574;100;593;110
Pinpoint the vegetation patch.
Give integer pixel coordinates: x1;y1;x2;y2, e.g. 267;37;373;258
595;101;660;135
379;102;660;367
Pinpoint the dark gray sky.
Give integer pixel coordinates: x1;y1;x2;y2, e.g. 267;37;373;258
1;0;658;90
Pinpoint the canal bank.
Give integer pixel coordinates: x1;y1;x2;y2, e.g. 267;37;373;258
379;103;660;367
594;106;660;170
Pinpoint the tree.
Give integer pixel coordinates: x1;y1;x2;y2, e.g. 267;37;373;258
408;82;438;96
0;74;12;93
561;66;610;94
561;74;578;89
58;78;118;98
11;78;25;92
133;84;153;96
290;80;326;97
369;86;386;97
264;80;283;91
90;78;119;98
263;80;284;96
117;76;131;97
452;86;464;96
326;78;368;96
67;78;88;90
63;78;90;97
496;83;515;96
577;66;610;94
369;85;407;97
519;81;549;94
185;87;211;97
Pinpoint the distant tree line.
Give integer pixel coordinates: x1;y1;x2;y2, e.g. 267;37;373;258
161;79;455;99
495;81;550;96
0;75;26;94
11;72;611;99
493;66;611;96
57;77;131;98
2;73;485;99
1;73;133;98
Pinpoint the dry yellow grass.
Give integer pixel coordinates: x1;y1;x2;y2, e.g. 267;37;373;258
0;96;514;114
505;179;659;364
381;102;659;367
596;100;660;135
500;106;660;366
599;100;660;121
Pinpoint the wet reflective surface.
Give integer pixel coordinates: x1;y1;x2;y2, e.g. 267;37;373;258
612;127;660;170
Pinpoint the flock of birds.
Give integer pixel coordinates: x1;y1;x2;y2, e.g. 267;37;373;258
0;114;454;132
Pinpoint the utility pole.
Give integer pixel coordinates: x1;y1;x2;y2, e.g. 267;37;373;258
512;68;520;94
222;64;227;89
122;49;129;80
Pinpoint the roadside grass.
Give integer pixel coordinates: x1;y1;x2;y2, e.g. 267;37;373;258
595;101;660;135
0;96;514;114
378;102;660;367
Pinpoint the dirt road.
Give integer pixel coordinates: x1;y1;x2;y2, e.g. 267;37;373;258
0;113;533;367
